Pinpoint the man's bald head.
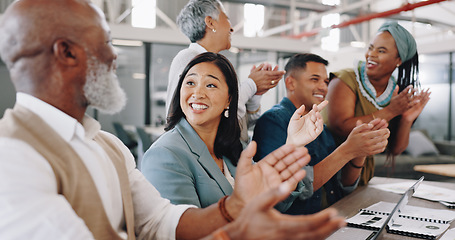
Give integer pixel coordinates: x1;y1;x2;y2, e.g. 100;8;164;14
0;0;102;69
0;0;122;121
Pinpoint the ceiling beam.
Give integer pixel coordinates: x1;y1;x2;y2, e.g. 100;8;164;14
156;7;178;30
261;0;376;37
109;24;309;53
223;0;333;12
290;0;450;38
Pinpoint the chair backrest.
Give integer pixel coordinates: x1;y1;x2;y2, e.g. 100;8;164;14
136;126;153;153
135;126;154;170
112;122;138;149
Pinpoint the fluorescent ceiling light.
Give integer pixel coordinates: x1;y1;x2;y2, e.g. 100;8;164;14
112;39;144;47
132;73;146;79
350;41;366;48
132;0;156;29
322;0;340;6
244;3;264;38
229;47;240;54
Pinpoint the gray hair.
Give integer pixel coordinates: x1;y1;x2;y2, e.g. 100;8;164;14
177;0;224;42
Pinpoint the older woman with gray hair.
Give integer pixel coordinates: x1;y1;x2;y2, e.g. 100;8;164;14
326;21;431;185
166;0;285;143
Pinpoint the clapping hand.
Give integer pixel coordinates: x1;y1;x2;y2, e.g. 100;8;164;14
214;183;345;240
387;85;416;117
228;142;310;218
286;100;328;147
249;63;286;95
342;118;390;159
402;88;431;122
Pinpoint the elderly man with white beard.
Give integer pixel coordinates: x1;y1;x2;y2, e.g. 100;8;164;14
0;0;345;239
83;56;127;114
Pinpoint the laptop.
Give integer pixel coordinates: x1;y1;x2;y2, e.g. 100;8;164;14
326;176;424;240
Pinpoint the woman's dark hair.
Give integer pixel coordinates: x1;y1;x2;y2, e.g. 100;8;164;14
388;53;420;163
166;52;242;164
396;53;420;92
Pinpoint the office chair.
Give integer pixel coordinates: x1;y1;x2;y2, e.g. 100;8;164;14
135;126;154;170
112;122;138;157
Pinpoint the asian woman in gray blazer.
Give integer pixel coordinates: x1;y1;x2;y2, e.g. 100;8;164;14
141;52;324;212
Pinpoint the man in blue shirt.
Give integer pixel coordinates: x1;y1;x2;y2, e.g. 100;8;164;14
253;53;390;214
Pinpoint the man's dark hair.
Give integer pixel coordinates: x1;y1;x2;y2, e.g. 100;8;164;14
284;53;329;79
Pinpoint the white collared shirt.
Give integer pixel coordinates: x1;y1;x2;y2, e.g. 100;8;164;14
0;93;193;239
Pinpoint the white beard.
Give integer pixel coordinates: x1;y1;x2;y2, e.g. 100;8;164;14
83;57;127;114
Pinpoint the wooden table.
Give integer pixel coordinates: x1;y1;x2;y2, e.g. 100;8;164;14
414;164;455;178
330;177;455;239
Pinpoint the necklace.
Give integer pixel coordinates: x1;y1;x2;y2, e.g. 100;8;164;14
212;153;225;174
355;61;396;110
219;160;225;175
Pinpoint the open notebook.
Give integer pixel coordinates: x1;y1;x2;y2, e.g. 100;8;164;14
327;176;425;240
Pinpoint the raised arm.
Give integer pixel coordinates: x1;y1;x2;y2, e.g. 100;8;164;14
202;183;345;240
312;119;389;191
238;64;285;129
286;100;328;147
249;63;286;95
176;143;310;240
326;78;414;139
389;88;431;154
340;119;389;186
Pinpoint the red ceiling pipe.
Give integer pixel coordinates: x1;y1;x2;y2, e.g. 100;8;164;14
290;0;449;39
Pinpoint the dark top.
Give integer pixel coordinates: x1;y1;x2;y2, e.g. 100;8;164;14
253;97;354;214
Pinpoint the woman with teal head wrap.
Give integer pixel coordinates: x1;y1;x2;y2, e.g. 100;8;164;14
326;21;431;185
377;21;419;93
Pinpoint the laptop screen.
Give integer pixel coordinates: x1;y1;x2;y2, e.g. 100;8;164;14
327;176;424;240
370;176;424;240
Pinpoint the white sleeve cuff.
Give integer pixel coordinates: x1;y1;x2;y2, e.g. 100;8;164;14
246;95;261;112
238;78;258;119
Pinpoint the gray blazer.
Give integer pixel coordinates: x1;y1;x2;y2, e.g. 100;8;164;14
141;118;237;208
141;118;307;211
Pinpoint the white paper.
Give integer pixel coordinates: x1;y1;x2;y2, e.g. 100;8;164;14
364;201;455;223
326;227;376;240
371;182;455;203
439;228;455;240
347;201;455;238
389;217;448;237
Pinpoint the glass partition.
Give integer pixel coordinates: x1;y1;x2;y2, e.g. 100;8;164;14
149;43;186;126
413;53;450;140
88;44;146;134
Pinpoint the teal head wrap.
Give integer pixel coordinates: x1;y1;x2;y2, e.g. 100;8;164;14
377;21;417;63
